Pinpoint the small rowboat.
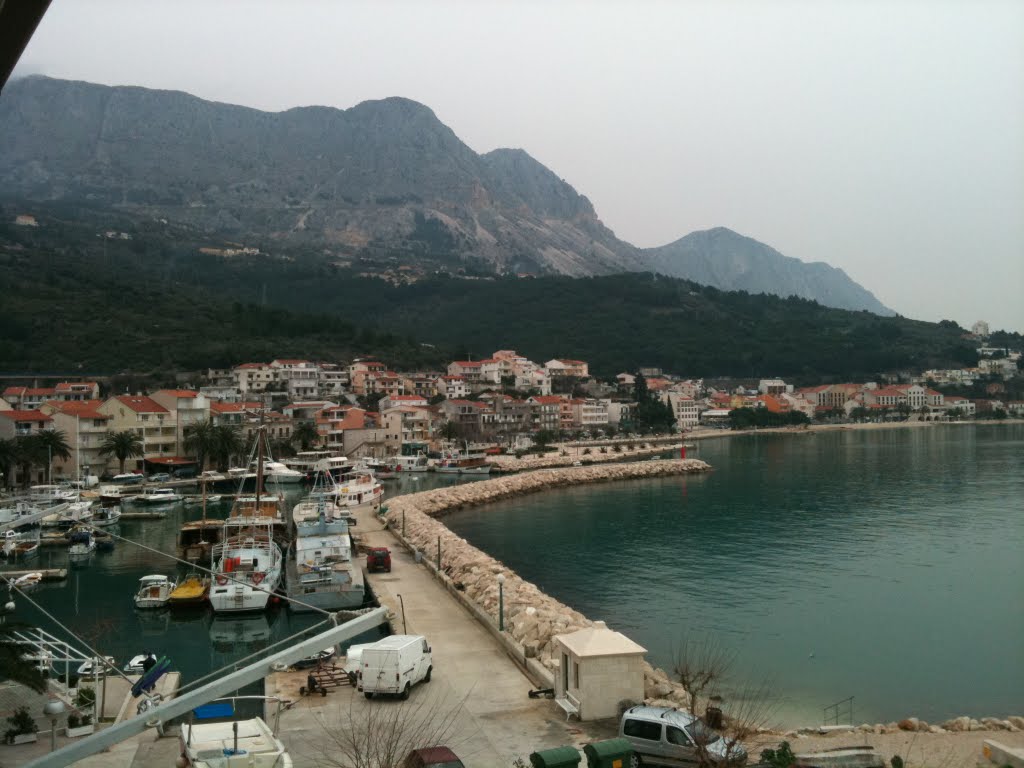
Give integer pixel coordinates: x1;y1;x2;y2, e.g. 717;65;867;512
167;573;210;607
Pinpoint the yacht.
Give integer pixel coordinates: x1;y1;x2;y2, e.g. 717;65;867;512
262;461;304;485
385;453;430;473
326;469;383;512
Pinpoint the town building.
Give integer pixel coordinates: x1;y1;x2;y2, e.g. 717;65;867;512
97;395;177;471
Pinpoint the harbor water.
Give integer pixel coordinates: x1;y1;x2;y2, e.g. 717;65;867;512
444;424;1024;727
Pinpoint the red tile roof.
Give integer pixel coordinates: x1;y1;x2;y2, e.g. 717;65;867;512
3;386;56;397
54;382;98;392
42;400;109;420
0;409;52;422
531;395;564;405
154;389;200;398
387;395;427;401
114;395;168;414
451;361;482;368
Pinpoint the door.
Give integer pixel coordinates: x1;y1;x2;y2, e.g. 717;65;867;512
664;724;698;765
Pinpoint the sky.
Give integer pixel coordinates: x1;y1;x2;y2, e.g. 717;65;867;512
13;0;1024;332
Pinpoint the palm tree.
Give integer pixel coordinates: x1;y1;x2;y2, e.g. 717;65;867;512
291;421;320;451
13;435;44;489
438;421;459;441
212;425;244;471
0;438;17;490
184;419;217;473
270;438;296;460
33;429;72;481
99;430;145;475
0;624;46;693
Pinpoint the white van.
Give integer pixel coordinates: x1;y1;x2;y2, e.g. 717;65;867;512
358;635;433;700
343;643;373;684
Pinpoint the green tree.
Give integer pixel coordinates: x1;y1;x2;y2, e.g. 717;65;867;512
291;421;320;451
0;439;17;490
33;430;72;481
14;436;44;488
438;421;459;441
534;429;557;448
99;431;145;475
184;418;218;472
212;425;244;470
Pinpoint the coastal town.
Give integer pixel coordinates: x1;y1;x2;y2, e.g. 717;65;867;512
1;332;1020;486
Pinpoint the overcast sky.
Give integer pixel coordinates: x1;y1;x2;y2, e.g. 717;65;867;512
15;0;1024;332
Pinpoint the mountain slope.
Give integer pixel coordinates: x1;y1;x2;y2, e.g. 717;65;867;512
0;75;645;276
642;227;894;315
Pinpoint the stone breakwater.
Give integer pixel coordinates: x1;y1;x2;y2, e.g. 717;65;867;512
382;459;710;702
489;443;682;472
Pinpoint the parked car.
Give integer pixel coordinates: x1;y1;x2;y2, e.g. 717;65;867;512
366;547;391;573
619;705;746;767
173;468;197;479
148;473;171;483
358;635;432;700
401;747;465;768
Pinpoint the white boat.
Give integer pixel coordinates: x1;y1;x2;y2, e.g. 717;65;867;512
436;452;492;475
111;472;145;485
288;487;364;612
29;484;78;504
386;453;430;473
135;487;183;505
185;494;223;506
124;653;158;675
210;516;283;614
134;574;176;609
2;530;40;560
326;469;383;512
76;655;116;677
180;716;292;768
262;461;304;485
91;504;122;526
12;572;43;589
0;500;44;526
67;528;96;557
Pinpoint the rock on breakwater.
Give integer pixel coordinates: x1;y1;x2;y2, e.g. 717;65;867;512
381;459;710;698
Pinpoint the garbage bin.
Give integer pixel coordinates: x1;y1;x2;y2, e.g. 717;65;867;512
582;737;633;768
414;549;422;563
705;705;724;729
529;746;582;768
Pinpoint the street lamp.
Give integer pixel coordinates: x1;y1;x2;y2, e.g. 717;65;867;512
496;573;506;632
43;699;65;752
396;593;407;635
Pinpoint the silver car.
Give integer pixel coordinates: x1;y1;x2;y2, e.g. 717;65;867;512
619;705;747;766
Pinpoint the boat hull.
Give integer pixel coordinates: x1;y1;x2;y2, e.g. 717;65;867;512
209;584;274;613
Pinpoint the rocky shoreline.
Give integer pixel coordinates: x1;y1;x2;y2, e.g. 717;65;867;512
379;459;1021;736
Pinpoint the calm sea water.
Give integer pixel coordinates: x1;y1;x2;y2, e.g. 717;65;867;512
444;424;1024;726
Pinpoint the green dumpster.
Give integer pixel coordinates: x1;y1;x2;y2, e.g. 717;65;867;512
583;737;634;768
529;745;582;768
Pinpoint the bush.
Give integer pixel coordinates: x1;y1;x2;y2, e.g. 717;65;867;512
75;688;96;709
4;707;38;743
760;741;795;768
66;713;81;729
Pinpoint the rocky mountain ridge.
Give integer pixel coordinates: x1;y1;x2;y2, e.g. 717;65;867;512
1;75;891;312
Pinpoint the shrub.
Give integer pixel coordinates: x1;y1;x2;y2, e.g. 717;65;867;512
4;707;38;743
760;741;795;768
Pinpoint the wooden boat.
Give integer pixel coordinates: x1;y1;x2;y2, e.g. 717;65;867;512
168;573;211;608
1;530;40;560
12;572;43;589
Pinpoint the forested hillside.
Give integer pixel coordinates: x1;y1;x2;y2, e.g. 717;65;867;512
0;213;988;379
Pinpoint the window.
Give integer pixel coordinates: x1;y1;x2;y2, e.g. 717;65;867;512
573;659;579;689
623;719;662;742
666;726;690;746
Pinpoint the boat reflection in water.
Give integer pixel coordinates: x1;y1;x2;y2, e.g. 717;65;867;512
208;612;278;653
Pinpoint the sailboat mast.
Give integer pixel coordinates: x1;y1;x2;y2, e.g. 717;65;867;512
254;419;265;511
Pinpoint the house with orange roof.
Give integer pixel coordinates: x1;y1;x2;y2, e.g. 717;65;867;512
447;361;483;386
348;360;388;395
271;359;320;399
0;410;54;485
437;375;468;400
545;359;589;379
664;393;700;429
2;386;57;410
53;382;100;402
440;399;489;438
233;362;275;394
97;395;177;472
527;395;564;431
152;390;212;452
380;394;429;410
40;400;111;479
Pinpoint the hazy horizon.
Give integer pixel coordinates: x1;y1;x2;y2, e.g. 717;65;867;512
10;0;1024;332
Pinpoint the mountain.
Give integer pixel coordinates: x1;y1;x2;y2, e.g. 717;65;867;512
1;76;889;311
642;227;894;315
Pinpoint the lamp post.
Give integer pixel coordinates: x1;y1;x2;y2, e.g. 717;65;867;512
396;593;407;634
43;699;65;752
496;573;506;632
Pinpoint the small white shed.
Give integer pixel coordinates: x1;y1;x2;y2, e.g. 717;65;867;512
553;621;647;721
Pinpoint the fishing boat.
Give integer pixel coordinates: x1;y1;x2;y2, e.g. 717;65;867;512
99;484;137;503
288;494;365;612
1;529;40;560
285;451;353;481
91;504;122;526
168;573;211;608
179;715;292;768
135;487;183;505
133;574;177;609
324;468;383;513
67;527;96;558
436;449;492;475
209;427;284;614
40;500;90;528
385;453;430;473
29;484;78;504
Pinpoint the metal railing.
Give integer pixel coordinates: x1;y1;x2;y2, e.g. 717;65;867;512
823;695;854;726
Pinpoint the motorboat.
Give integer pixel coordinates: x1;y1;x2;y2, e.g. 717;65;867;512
124;653;159;675
0;500;44;526
208;614;274;651
91;504;122;526
40;500;89;528
262;461;304;485
98;484;137;503
134;574;176;609
67;527;96;557
285;451;353;481
76;656;116;678
111;472;145;485
135;487;183;505
292;646;337;670
185;494;223;506
179;715;292;768
325;469;383;513
12;572;43;590
168;573;211;608
385;453;430;473
29;484;78;504
436;449;492;475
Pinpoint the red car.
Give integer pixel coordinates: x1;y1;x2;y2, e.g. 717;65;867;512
401;747;465;768
366;547;392;572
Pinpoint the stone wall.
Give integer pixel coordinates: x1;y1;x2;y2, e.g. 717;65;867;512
381;459;711;702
